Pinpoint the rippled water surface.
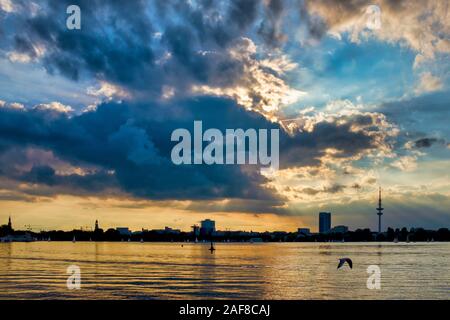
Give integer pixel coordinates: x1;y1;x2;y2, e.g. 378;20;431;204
0;242;449;299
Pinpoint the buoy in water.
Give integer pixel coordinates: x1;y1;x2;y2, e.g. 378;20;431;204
209;241;215;253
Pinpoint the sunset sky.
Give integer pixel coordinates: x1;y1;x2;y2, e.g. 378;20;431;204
0;0;449;232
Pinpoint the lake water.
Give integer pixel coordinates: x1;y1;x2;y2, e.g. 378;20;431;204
0;242;448;299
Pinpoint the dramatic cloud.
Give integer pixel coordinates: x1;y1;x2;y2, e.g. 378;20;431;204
378;92;450;143
0;0;449;228
0;98;279;205
0;0;302;117
191;37;305;117
258;0;287;47
304;0;450;67
0;95;395;213
413;138;444;149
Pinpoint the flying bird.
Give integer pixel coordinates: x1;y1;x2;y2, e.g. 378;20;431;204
337;258;353;269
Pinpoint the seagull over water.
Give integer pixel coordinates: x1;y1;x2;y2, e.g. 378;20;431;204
337;258;353;269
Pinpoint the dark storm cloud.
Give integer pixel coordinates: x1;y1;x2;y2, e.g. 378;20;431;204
379;92;450;123
377;92;450;155
299;0;328;40
31;0;154;84
13;36;40;58
0;96;386;212
19;165;117;193
0;0;292;97
258;0;287;47
0;98;282;206
0;0;409;215
280;113;381;168
229;0;260;30
414;138;439;148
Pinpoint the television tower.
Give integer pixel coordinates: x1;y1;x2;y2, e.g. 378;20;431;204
376;187;384;233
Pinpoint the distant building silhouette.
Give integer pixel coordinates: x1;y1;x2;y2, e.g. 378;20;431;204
116;227;131;237
155;227;181;235
6;216;14;233
297;228;311;236
0;216;14;239
93;220;103;238
200;219;215;236
319;212;331;233
376;187;384;233
191;224;200;237
331;225;348;233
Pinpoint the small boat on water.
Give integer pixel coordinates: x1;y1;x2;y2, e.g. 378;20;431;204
0;233;34;242
209;241;215;253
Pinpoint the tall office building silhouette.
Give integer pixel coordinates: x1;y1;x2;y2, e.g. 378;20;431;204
319;212;331;233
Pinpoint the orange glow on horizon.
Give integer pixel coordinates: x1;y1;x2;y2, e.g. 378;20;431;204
0;195;311;233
